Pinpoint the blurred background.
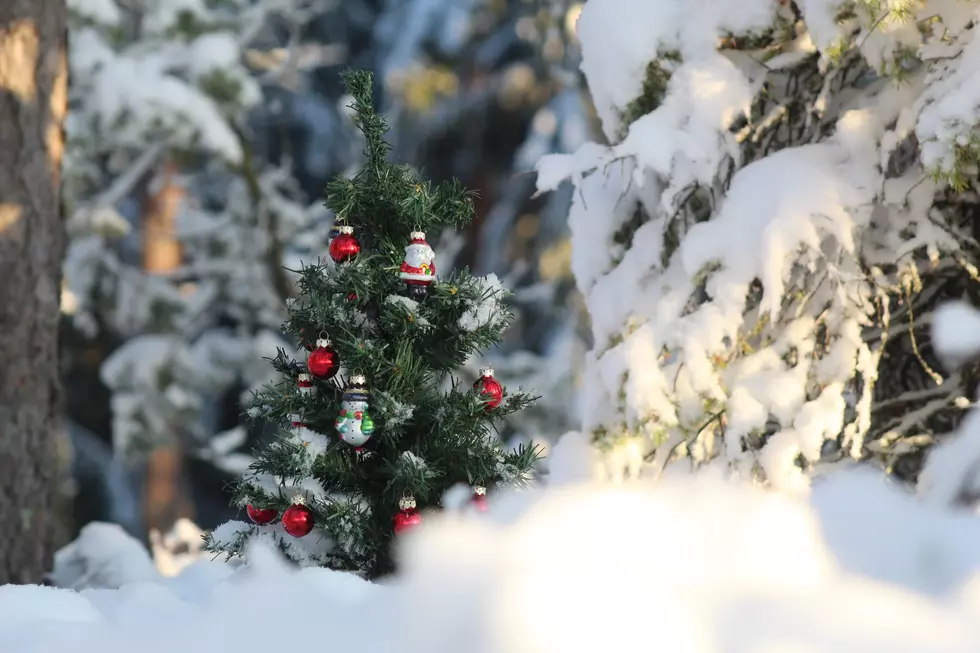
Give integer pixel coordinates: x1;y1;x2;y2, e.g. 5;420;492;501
59;0;594;567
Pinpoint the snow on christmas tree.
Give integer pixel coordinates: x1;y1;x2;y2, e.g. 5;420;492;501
206;70;541;578
535;0;980;489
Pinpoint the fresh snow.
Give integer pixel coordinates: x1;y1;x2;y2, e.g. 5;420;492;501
458;273;507;331
932;301;980;369
576;0;777;140
535;0;980;483
11;462;980;652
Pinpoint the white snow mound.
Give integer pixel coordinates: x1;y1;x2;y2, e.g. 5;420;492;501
4;471;980;652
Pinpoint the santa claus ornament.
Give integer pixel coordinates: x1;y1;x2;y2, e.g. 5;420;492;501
473;367;504;411
335;375;375;448
297;373;315;395
282;497;314;537
393;495;422;534
307;338;338;379
329;225;361;263
399;231;436;301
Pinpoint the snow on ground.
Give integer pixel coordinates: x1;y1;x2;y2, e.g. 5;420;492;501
6;437;980;653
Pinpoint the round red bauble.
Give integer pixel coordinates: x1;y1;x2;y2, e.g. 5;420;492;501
329;226;360;263
393;496;422;535
246;504;278;525
282;503;314;537
473;367;503;411
394;509;422;534
471;486;488;512
307;338;338;379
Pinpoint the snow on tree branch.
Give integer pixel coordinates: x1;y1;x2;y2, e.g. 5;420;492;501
538;0;980;490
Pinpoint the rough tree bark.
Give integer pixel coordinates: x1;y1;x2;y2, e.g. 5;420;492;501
0;0;68;584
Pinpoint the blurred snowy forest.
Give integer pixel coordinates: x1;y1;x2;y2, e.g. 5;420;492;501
60;0;592;545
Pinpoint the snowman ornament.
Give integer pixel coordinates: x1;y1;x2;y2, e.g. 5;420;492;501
335;375;375;447
399;231;436;300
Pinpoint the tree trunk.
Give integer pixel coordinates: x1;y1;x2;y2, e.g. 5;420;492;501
0;0;68;584
140;161;196;534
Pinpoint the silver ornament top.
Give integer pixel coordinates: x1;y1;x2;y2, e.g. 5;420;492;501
398;495;417;511
479;367;495;377
409;230;426;241
337;225;354;235
350;373;367;385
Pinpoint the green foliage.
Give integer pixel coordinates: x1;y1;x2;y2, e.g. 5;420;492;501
211;69;542;578
197;69;245;107
166;9;212;40
618;52;680;139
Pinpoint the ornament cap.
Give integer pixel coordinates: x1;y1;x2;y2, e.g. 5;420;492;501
480;367;495;377
398;495;417;511
473;485;487;496
298;373;311;383
291;495;306;505
337;225;354;235
315;338;331;348
349;373;367;385
290;413;304;423
409;230;426;241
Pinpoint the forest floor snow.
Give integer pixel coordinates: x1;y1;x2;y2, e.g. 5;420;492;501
3;435;980;653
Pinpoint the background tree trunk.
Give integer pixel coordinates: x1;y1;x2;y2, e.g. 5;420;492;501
141;160;196;534
0;0;68;584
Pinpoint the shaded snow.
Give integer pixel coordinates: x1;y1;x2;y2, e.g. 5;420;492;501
11;466;980;653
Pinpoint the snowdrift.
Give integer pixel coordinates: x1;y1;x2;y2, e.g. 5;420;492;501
4;460;980;653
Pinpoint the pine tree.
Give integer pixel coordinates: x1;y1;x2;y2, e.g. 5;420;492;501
535;0;980;489
207;69;542;578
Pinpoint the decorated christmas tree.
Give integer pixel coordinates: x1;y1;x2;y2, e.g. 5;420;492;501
206;69;541;578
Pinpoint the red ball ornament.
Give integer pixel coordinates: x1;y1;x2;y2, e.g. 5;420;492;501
329;225;360;263
282;500;314;537
471;486;488;512
473;367;503;411
246;504;278;525
307;338;338;379
393;496;422;535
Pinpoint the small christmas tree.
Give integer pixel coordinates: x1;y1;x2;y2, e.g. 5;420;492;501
206;69;541;578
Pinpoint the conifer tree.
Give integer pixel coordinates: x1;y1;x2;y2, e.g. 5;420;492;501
207;69;541;578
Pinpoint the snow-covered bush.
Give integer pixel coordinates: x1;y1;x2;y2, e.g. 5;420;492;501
536;0;980;488
64;0;329;460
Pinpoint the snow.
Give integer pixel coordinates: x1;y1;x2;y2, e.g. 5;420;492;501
534;0;980;483
915;14;980;176
576;0;777;140
932;301;980;369
796;0;846;52
48;523;159;591
12;463;980;653
679;131;876;321
458;273;507;331
74;32;245;162
67;0;122;25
